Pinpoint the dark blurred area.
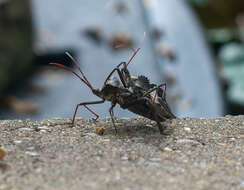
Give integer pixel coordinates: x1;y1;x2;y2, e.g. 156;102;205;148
189;0;244;28
2;0;243;121
189;0;244;115
0;0;32;94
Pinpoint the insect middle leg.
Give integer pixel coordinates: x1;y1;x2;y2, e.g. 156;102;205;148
72;99;105;125
109;102;117;133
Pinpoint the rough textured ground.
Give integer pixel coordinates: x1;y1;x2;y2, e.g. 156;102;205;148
0;116;244;190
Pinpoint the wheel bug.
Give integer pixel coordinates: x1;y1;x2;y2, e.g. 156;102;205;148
50;41;176;134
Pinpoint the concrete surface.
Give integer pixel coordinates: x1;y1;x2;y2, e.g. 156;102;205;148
0;116;244;190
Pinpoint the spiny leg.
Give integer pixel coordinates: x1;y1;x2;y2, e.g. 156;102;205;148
109;102;117;133
72;99;105;125
143;83;167;98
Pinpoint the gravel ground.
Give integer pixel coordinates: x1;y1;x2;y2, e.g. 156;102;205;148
0;116;244;190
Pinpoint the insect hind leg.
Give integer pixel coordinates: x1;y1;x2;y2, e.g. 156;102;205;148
156;121;166;134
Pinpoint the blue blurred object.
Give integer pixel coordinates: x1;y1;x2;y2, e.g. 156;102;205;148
0;0;224;120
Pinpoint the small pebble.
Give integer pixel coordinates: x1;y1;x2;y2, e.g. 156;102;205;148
26;146;35;150
121;156;128;161
149;157;161;162
145;124;153;128
95;126;105;135
102;139;110;142
85;133;97;137
147;162;160;167
13;140;22;144
0;147;7;160
25;151;39;156
35;167;42;173
184;127;191;132
176;139;201;145
40;130;47;133
19;128;34;131
37;126;49;130
164;147;173;152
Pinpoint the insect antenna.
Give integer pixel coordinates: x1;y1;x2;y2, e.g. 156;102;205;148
126;32;146;67
49;54;94;90
64;52;91;88
113;33;146;67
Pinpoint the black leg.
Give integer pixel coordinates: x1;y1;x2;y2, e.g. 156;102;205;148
72;99;105;125
109;102;117;133
103;62;129;88
156;122;165;134
142;83;167;100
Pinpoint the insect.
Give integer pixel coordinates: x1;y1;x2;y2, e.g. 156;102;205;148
50;43;176;134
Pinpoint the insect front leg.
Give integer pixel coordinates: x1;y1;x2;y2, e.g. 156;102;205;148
72;99;105;125
109;102;117;133
103;62;129;88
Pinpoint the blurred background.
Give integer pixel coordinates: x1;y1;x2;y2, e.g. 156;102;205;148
0;0;243;121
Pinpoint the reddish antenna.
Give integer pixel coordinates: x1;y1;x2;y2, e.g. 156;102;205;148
49;52;94;90
126;32;146;67
65;52;91;88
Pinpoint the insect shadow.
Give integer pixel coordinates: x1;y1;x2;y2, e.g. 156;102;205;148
103;119;175;138
50;36;176;134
